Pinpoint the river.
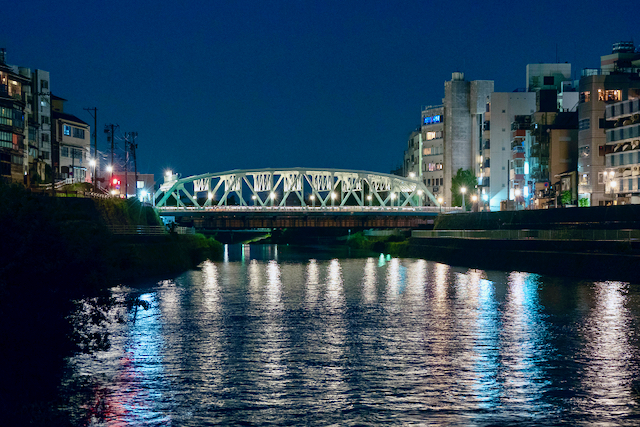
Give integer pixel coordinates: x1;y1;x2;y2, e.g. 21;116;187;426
60;244;640;426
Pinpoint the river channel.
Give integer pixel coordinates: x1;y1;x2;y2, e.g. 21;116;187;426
60;244;640;426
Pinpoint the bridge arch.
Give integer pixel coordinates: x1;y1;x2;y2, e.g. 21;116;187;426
154;168;440;209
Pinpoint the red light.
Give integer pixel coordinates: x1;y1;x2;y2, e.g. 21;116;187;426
112;178;118;185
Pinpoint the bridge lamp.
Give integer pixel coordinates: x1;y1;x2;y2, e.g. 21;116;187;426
165;170;172;177
331;192;337;199
409;172;415;179
270;192;276;199
471;195;478;202
367;194;372;207
208;192;213;200
438;196;444;212
417;190;423;195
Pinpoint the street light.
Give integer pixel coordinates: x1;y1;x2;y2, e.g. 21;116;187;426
367;194;372;207
460;187;467;211
310;194;315;208
89;159;96;191
438;196;444;213
610;179;618;204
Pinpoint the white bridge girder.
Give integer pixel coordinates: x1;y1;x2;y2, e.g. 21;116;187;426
154;168;440;209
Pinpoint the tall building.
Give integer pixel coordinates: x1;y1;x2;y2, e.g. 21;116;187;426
604;95;640;204
420;105;444;202
443;72;493;206
577;42;640;206
0;49;30;183
485;92;536;210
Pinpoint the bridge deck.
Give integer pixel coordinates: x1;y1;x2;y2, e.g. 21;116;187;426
159;206;457;230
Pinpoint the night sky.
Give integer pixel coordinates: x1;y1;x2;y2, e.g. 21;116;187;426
2;0;637;182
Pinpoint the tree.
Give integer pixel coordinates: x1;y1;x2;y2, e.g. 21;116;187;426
451;168;478;209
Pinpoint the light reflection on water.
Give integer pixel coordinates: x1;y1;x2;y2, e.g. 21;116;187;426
61;246;640;425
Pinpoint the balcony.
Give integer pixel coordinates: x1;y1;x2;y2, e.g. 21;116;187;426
582;67;640;77
607;123;640;143
606;98;640;120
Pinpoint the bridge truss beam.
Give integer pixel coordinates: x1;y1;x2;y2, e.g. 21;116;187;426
154;168;440;210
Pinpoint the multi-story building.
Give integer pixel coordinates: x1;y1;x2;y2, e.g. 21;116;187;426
403;128;421;178
0;49;30;183
19;67;52;184
577;42;640;206
51;95;91;183
420;106;444;202
443;72;493;206
603;96;640;204
486;92;536;210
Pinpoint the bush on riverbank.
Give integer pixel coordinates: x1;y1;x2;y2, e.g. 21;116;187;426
346;231;410;255
0;183;222;423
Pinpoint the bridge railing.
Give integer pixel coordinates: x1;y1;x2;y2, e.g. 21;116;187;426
412;229;640;242
156;205;462;213
107;225;195;235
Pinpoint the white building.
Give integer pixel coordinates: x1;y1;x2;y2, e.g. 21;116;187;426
51;95;91;183
604;96;640;204
484;92;536;210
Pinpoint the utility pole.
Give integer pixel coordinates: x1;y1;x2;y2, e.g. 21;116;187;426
83;107;97;190
124;132;129;198
130;132;138;198
104;124;118;190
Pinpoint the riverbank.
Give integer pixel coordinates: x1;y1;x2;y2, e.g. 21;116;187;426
0;183;222;424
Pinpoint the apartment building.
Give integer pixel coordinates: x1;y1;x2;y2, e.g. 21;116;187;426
51;95;91;183
604;96;640;204
577;42;640;206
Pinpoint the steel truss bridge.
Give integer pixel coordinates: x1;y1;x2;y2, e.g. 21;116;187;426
154;167;441;211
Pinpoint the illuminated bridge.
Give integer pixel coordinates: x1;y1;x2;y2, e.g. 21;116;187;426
154;168;452;230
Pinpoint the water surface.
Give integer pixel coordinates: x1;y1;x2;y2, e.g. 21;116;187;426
62;244;640;425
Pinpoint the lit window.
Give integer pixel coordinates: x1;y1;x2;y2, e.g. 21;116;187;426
580;92;590;103
598;89;621;102
63;125;71;136
426;131;437;140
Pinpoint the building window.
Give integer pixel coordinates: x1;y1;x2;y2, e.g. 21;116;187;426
579;145;590;157
580;92;591;103
64;125;71;136
40;79;48;89
73;128;85;139
423;147;432;155
41;151;49;160
544;76;554;85
71;147;83;159
598;89;621;102
579;118;590;131
426;131;437;140
41;116;49;125
41;133;49;143
61;146;69;157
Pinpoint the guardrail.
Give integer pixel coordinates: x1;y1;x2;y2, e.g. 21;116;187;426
107;225;195;235
412;229;640;242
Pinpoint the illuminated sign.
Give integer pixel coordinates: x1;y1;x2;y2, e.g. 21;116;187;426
423;115;442;125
